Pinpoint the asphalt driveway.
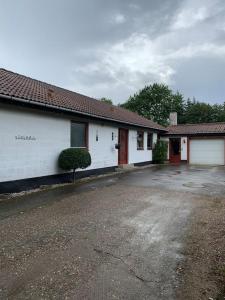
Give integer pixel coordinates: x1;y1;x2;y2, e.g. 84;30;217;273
1;165;225;299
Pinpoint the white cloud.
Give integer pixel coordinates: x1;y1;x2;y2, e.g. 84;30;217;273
69;0;225;103
72;25;225;102
1;0;225;104
172;6;208;29
168;43;225;59
72;33;176;95
111;13;126;25
102;33;175;87
171;0;224;30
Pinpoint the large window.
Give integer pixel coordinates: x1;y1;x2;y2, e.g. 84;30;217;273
71;122;87;148
147;133;153;150
137;131;144;150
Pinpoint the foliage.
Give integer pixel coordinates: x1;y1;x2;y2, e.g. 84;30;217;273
121;84;184;126
180;99;225;124
100;97;113;105
153;141;168;164
58;148;91;182
121;83;225;125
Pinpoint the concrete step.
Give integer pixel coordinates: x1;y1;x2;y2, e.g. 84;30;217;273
116;164;135;170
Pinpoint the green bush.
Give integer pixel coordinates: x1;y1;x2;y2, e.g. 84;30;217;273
153;140;168;164
58;148;91;182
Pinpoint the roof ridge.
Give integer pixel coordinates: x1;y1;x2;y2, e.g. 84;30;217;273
170;122;225;127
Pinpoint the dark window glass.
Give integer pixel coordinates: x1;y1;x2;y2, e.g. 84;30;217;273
137;131;144;150
147;133;153;150
71;122;86;148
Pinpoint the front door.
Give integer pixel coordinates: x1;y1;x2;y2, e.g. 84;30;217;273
170;138;181;163
118;129;128;165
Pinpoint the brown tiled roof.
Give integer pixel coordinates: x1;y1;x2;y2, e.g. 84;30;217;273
166;123;225;135
0;68;165;131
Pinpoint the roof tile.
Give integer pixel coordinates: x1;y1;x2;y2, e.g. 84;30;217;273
0;68;165;131
167;123;225;135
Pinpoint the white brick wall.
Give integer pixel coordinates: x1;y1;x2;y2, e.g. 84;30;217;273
128;130;153;164
181;137;188;160
0;106;70;182
85;124;118;170
0;105;157;182
0;106;120;182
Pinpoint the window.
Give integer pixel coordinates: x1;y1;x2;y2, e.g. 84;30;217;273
71;122;87;148
137;131;144;150
147;133;153;150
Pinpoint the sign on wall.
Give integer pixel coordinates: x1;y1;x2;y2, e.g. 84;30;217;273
15;135;36;141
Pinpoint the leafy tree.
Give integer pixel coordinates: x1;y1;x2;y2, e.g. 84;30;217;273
58;148;91;182
121;84;184;126
181;99;225;124
100;97;113;105
211;103;225;122
122;84;225;125
181;99;213;123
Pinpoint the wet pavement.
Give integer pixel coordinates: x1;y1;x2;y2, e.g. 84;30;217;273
0;165;225;299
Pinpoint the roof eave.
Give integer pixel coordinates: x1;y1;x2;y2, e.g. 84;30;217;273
0;93;167;132
162;132;225;136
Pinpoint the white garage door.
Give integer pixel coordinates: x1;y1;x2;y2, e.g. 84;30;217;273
190;139;225;165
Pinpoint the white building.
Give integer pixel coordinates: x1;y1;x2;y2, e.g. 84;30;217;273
0;69;165;193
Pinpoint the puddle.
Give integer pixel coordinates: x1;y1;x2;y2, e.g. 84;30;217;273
189;168;205;172
183;182;206;188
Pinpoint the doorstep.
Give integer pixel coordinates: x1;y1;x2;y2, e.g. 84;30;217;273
116;164;135;170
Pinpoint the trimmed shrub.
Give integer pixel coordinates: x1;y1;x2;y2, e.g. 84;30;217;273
153;140;168;164
58;148;91;182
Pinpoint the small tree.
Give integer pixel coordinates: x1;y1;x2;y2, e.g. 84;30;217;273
58;148;91;182
153;141;168;164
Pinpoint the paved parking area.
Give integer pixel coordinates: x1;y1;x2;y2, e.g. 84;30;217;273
0;165;225;299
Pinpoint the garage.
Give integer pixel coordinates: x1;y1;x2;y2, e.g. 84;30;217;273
163;118;225;166
190;139;225;165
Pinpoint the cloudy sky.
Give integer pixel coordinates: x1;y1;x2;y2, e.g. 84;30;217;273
1;0;225;104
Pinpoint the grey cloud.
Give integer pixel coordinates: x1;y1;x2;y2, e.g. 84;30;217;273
174;56;225;103
0;0;225;104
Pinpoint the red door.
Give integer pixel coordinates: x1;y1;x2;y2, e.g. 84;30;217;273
118;129;128;165
170;138;181;163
